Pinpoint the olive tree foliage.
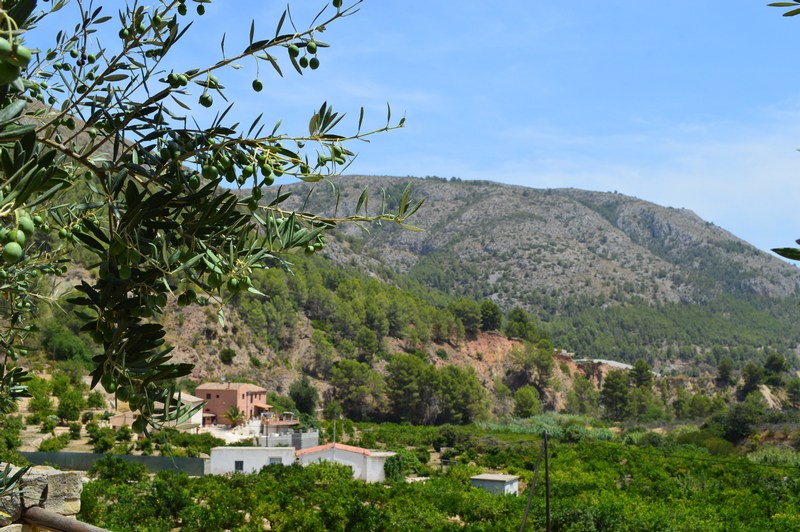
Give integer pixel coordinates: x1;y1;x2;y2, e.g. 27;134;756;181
771;6;800;251
769;1;800;16
0;0;420;435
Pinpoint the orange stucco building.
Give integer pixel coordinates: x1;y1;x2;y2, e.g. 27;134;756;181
195;382;269;426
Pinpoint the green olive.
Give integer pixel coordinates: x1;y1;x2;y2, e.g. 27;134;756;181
115;386;131;403
132;416;147;433
202;165;219;179
2;242;22;264
101;373;116;393
18;214;34;237
7;229;25;246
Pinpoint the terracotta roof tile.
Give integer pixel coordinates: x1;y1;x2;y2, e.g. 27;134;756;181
296;442;372;457
196;382;267;393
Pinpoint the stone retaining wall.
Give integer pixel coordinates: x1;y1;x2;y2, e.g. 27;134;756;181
0;464;82;531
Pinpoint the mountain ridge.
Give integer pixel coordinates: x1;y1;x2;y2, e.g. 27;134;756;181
275;175;800;364
284;175;800;303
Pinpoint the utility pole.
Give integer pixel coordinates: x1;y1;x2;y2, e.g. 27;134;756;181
544;431;551;532
519;433;546;532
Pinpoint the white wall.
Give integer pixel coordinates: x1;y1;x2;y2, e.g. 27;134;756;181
470;478;519;496
210;447;295;475
297;448;365;479
298;448;395;483
365;453;393;483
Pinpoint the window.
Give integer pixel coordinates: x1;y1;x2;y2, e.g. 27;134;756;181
216;394;219;398
269;457;282;465
242;394;245;399
234;460;244;472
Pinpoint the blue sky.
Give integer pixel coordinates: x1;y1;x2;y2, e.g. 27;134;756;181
32;1;800;254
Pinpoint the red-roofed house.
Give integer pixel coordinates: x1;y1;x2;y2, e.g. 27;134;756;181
295;443;395;483
195;382;269;426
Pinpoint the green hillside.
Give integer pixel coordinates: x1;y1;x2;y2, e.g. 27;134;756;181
277;175;800;369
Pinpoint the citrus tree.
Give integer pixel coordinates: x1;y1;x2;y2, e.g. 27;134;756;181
0;0;420;436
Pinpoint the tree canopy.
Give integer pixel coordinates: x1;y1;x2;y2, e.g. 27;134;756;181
0;0;420;434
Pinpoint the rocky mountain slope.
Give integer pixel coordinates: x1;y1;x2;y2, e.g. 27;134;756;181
277;175;800;364
37;175;800;401
286;175;800;307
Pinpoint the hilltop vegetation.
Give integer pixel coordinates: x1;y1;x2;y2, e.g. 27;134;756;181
14;175;800;457
280;175;800;368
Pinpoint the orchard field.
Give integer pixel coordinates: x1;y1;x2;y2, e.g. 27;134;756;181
78;417;800;531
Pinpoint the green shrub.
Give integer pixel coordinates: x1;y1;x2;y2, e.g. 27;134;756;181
40;417;56;434
86;391;106;409
414;445;430;465
116;425;132;442
89;456;147;483
562;424;589;443
675;429;735;455
38;434;69;452
219;348;235;365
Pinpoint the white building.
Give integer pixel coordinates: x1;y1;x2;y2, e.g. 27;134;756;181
470;473;519;496
295;443;395;483
209;446;296;474
171;392;205;428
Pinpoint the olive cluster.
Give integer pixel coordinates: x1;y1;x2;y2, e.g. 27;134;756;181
288;40;321;70
189;143;286;189
176;0;207;17
117;6;181;44
45;46;98;104
0;210;41;265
